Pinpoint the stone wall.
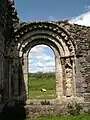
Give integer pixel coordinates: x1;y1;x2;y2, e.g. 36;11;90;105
0;0;15;101
25;102;90;118
9;21;90;103
0;0;8;102
68;23;90;101
0;0;8;32
0;1;90;115
55;21;90;101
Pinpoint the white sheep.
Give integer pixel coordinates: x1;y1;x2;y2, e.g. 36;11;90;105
41;88;46;92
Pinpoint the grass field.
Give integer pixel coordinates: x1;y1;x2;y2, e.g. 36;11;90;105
26;115;90;120
28;72;56;99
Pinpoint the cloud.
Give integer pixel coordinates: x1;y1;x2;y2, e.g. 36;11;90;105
28;64;55;73
28;45;55;73
36;62;44;67
45;61;55;67
28;59;55;73
28;45;45;57
36;54;52;61
84;5;90;12
69;11;90;26
28;45;49;58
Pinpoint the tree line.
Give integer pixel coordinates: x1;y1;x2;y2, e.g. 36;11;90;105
28;72;55;78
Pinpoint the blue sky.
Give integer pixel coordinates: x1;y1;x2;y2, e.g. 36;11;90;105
15;0;90;73
15;0;90;21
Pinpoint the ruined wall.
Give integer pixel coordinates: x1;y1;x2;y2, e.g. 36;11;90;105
0;0;8;101
0;0;89;114
57;21;90;101
0;1;90;104
69;24;90;102
0;0;16;101
11;21;90;103
0;0;8;31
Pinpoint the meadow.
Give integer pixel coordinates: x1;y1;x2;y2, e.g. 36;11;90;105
28;72;56;99
26;115;90;120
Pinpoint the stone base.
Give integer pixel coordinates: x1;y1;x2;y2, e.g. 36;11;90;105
26;96;84;105
24;96;87;117
25;102;90;117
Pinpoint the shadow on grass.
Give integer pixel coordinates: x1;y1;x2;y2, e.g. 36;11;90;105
0;101;27;120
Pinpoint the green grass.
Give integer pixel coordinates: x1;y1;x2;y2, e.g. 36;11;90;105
28;72;56;99
39;115;90;120
29;90;56;99
25;115;90;120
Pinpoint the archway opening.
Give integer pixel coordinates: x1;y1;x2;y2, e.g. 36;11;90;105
28;45;56;99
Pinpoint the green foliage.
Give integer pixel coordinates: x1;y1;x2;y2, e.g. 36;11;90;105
28;72;55;78
25;115;90;120
39;115;90;120
67;102;83;115
25;116;30;120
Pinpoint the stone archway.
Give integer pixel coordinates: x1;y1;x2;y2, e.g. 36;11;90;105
6;21;76;102
22;41;63;99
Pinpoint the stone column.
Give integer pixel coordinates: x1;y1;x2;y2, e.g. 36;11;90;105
0;53;4;87
12;59;19;97
55;55;63;98
4;58;9;100
23;54;28;99
18;58;25;100
8;59;12;100
0;53;4;102
72;57;76;96
65;58;73;97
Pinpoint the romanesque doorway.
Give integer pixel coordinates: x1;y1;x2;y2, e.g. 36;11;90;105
7;22;76;101
22;39;63;100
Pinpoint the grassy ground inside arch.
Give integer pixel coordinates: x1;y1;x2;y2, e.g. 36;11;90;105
28;72;56;99
25;114;90;120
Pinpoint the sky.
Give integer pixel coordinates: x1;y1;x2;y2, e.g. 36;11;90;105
15;0;90;73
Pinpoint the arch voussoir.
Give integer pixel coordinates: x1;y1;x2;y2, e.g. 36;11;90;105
7;22;75;56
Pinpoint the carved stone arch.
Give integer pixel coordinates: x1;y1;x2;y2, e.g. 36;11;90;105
18;31;66;55
20;38;61;57
7;21;75;56
20;38;63;99
6;21;76;101
26;42;60;61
